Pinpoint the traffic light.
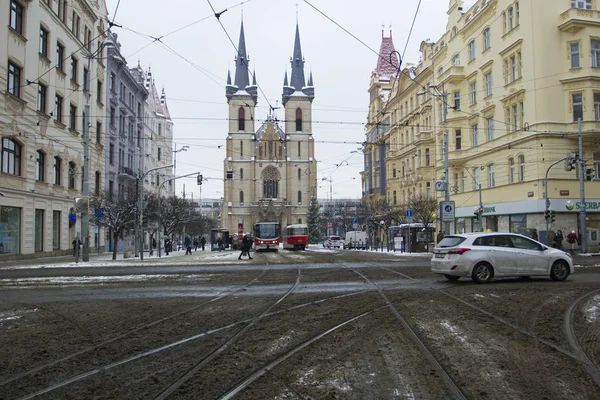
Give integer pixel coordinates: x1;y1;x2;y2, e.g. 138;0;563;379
473;207;481;221
197;174;203;185
565;152;579;171
550;210;555;223
544;209;550;220
586;168;595;181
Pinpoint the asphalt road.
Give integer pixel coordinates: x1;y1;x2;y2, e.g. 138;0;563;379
1;249;599;399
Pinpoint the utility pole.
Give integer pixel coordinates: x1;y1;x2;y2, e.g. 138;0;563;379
442;88;450;235
578;118;587;253
81;56;92;262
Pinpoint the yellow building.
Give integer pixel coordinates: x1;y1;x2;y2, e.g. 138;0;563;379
365;0;600;250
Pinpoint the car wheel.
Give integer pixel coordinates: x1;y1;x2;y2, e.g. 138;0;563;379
444;275;460;281
471;262;493;283
550;260;570;281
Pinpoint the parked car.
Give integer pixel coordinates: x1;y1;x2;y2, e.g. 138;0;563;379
431;232;574;283
323;235;342;248
343;231;367;249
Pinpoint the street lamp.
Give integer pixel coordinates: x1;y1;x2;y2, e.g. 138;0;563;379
173;144;189;178
321;177;333;203
418;84;449;234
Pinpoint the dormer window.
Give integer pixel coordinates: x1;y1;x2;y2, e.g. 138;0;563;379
238;107;245;131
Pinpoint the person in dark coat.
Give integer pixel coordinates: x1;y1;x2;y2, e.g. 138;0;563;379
554;230;564;249
193;238;199;251
238;235;253;260
185;236;192;255
164;238;170;256
200;236;206;251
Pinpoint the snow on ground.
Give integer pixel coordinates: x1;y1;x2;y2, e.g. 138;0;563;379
584;295;600;323
0;308;38;324
0;274;215;287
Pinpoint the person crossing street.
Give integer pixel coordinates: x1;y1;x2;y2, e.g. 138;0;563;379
238;234;253;260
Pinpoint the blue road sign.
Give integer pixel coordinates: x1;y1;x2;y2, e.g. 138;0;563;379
353;217;359;225
406;210;413;217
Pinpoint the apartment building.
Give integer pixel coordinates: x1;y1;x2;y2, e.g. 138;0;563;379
365;0;600;249
0;0;108;259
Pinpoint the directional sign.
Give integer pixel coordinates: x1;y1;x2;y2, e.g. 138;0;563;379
353;217;359;225
440;201;455;222
406;209;413;217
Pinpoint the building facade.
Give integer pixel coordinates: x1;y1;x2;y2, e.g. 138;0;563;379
0;0;108;259
364;0;600;250
104;32;148;252
221;22;317;236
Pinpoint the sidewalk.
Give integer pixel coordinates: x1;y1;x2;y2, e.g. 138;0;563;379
0;247;242;270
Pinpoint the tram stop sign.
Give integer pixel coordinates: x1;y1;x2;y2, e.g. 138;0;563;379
440;201;455;222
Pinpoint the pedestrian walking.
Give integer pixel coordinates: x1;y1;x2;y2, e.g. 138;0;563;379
200;236;206;251
217;237;223;252
72;237;82;257
531;229;539;242
185;236;192;255
238;234;253;260
567;230;578;254
164;238;170;256
193;238;199;252
554;230;564;249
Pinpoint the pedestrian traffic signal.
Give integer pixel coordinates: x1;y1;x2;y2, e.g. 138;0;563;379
586;168;595;181
473;207;481;221
550;210;555;223
544;209;550;220
197;174;203;185
565;152;578;171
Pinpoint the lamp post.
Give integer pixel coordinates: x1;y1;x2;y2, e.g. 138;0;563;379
321;177;333;202
418;84;449;234
157;172;200;257
137;164;173;260
172;144;189;185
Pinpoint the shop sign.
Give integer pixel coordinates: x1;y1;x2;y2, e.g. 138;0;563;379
482;206;496;214
566;200;600;211
560;190;569;196
528;192;534;197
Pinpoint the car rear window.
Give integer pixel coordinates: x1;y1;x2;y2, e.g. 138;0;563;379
437;236;466;248
330;236;341;241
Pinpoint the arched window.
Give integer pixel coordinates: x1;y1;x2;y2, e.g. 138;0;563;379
297;190;302;204
239;191;244;205
262;166;280;199
238;107;245;131
1;138;21;176
36;150;45;181
296;108;302;131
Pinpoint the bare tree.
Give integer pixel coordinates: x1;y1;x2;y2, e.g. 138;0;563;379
90;192;137;260
407;194;439;248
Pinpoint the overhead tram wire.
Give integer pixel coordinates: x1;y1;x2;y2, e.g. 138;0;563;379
205;0;274;111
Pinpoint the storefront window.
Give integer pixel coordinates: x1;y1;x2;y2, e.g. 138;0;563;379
0;206;21;255
455;218;466;234
35;209;44;252
53;210;61;250
510;214;527;233
472;217;482;232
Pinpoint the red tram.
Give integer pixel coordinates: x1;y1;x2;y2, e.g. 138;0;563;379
254;222;280;251
283;224;309;250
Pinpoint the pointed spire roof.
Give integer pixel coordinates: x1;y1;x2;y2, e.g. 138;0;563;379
252;71;256;85
289;23;306;91
376;29;399;80
227;70;232;85
283;70;289;86
308;71;313;87
234;20;250;89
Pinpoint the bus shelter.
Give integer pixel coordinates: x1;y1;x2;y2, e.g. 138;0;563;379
389;223;435;253
210;228;229;251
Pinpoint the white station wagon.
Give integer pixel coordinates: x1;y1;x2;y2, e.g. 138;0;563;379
431;232;574;283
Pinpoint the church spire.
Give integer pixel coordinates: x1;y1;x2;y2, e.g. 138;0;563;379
227;69;232;85
234;20;250;89
289;23;306;91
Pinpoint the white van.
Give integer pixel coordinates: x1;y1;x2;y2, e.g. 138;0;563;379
344;231;367;250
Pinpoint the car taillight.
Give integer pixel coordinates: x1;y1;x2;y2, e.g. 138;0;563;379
447;248;471;255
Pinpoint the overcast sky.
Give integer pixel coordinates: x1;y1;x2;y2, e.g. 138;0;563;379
105;0;448;201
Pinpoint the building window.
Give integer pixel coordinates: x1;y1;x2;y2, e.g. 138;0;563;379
40;26;49;57
508;7;514;30
453;54;460;66
297;168;302;181
240;168;244;180
109;143;114;165
68;161;76;189
572;93;583;121
509;157;515;184
240;141;244;158
1;138;21;176
7;62;21;98
516;2;520;25
519;155;525;182
571;43;580;68
96;122;102;144
487;117;494;141
510;55;517;82
34;84;48;114
488;164;496;188
82;67;88;91
53;156;61;185
483;28;491;50
239;191;244;205
455;129;462;150
69;104;77;131
502;12;507;33
471;124;479;146
592;40;600;68
297;142;301;158
34;209;44;252
485;72;493;97
55;94;63;123
469;41;476;61
470;81;477;105
595;93;600;121
52;210;60;250
0;206;21;255
393;191;397;205
157;148;161;161
454;91;460;110
56;42;65;72
70;56;78;82
297;190;302;204
572;0;592;9
425;148;430;166
36;150;45;181
9;0;23;35
296;108;302;131
95;171;100;196
158;123;162;136
238;107;245;131
512;104;519;131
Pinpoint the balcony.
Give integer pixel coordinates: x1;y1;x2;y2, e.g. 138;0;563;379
559;7;600;33
440;66;465;85
118;166;136;180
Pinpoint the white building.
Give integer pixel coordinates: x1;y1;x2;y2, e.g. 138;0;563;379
0;0;108;259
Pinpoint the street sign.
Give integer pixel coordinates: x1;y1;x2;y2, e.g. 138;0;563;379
353;217;359;225
406;210;413;217
327;222;333;228
440;201;455;222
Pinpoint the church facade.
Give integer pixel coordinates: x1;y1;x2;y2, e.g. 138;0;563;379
221;22;317;236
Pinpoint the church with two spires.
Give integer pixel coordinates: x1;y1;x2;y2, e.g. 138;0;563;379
220;21;317;235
